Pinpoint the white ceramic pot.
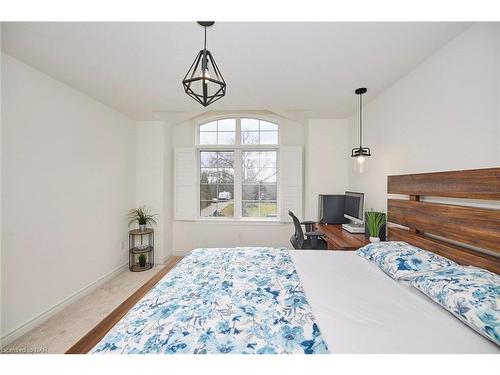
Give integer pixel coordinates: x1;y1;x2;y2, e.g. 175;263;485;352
139;224;146;232
369;236;380;243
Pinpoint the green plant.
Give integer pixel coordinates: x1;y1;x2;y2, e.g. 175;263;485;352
365;210;386;238
127;206;157;227
138;253;147;267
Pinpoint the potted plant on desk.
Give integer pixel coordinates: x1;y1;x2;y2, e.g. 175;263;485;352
365;210;386;243
127;206;157;232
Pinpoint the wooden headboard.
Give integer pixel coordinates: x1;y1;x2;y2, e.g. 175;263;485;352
387;167;500;274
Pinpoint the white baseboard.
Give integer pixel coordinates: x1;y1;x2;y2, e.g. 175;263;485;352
0;262;128;347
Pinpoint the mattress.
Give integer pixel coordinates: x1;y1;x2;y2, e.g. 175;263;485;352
289;250;499;353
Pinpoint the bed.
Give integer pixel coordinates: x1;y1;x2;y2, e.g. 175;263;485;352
67;167;500;354
291;251;498;353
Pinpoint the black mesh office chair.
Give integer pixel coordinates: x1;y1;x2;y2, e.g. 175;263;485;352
288;211;327;250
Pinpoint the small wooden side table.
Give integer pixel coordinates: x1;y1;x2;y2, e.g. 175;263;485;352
129;228;154;271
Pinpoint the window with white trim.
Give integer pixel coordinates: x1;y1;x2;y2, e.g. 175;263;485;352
200;151;235;217
198;117;279;219
242;151;277;217
241;118;278;145
199;119;236;145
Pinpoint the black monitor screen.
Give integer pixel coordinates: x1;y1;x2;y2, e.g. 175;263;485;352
344;192;363;220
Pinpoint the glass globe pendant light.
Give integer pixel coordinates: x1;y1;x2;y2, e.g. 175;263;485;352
351;87;371;172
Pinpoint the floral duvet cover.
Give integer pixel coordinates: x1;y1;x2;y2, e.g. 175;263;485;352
91;247;329;354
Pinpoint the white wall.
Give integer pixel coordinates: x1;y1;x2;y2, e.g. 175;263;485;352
135;122;168;263
348;23;500;211
1;54;136;339
0;25;3;346
305;119;349;220
134;121;175;262
172;221;295;253
163;122;174;260
497;25;500;211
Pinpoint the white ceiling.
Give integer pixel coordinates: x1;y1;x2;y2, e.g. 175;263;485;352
2;22;471;122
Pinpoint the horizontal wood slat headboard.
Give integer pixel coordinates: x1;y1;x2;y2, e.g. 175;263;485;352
387;167;500;200
387;199;500;254
387;167;500;274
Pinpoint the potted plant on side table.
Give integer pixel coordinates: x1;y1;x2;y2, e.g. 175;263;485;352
127;206;157;232
365;210;386;243
138;253;147;268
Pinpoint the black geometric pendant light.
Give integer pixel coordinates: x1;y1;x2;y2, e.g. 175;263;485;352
351;87;371;166
182;21;226;107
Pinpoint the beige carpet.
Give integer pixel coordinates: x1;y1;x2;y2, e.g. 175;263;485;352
4;265;164;354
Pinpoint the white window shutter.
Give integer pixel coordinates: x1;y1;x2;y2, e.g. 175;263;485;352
174;148;197;220
279;146;303;222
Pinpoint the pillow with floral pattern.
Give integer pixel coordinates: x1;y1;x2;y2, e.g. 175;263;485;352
375;244;458;281
357;241;410;260
357;241;457;281
410;266;499;346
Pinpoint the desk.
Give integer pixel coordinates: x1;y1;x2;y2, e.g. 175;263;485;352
316;223;370;250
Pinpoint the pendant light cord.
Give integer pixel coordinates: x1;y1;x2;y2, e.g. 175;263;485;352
204;26;207;51
359;92;363;149
202;26;207;73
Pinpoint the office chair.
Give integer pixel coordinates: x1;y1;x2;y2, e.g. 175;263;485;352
288;211;327;250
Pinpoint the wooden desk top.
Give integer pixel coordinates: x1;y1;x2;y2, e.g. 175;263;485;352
316;223;370;250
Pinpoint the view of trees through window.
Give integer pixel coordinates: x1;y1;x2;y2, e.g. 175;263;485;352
200;151;234;217
199;117;278;219
242;151;277;217
199;119;236;145
241;118;278;145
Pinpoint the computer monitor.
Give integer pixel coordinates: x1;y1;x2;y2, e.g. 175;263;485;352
318;194;349;224
344;191;364;224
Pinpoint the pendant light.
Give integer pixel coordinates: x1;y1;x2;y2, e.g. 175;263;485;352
351;87;371;172
182;21;226;107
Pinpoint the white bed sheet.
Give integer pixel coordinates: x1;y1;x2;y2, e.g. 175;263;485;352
289;250;499;354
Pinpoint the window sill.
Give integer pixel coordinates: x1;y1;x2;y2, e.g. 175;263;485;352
188;218;286;225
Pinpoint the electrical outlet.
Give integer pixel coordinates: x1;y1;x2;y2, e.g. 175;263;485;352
120;240;126;251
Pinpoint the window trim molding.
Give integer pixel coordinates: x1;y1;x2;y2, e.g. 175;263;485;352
195;114;281;221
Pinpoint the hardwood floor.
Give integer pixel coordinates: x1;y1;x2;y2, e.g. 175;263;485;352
66;256;183;354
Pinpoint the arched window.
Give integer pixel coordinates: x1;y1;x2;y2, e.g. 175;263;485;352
197;117;279;219
199;119;236;145
241;118;278;145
